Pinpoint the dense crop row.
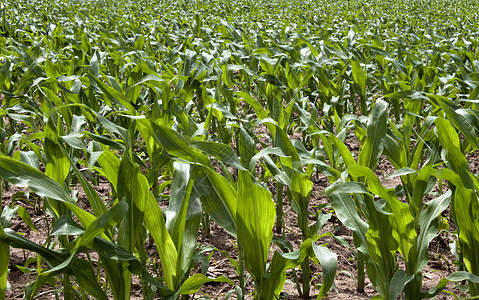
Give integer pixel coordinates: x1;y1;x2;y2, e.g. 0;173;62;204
1;0;479;299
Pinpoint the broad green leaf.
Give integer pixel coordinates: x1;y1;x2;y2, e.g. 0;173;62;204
389;270;414;300
291;171;313;237
237;91;276;136
166;162;202;288
435;117;474;188
44;137;70;186
144;192;178;290
453;185;479;293
89;51;100;78
239;127;256;172
177;274;234;294
0;224;8;299
261;239;312;299
384;168;417;180
91;236;172;296
348;165;416;261
326;180;369;254
75;202;128;251
88;73;136;112
59;144;108;217
236;170;275;284
383;90;428;101
415;191;451;273
117;156;147;252
97;150;121;190
383;134;407;170
0;157;95;227
16;206;36;232
329;133;357;168
351;58;366;96
358;100;388;170
274;125;301;170
142;119;209;166
312;243;338;298
4;228;108;300
191;140;245;170
196;166;238;236
51;215;85;236
433;95;479;149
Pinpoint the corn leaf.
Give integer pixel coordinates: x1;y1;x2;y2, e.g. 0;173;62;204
0;157;95;227
0;224;8;299
236;170;275;285
357;100;387;170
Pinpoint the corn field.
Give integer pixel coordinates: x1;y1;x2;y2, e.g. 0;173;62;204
1;0;479;298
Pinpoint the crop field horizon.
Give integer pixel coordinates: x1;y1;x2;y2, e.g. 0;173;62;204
1;0;479;299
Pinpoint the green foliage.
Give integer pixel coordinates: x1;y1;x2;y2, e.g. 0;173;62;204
1;0;479;298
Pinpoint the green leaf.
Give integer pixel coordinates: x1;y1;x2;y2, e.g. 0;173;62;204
383;90;428;101
117;156;147;253
3;228;109;300
448;271;479;283
358;100;388;170
452;185;479;292
17;206;36;232
389;270;414;300
59;144;108;217
432;95;479;149
44;137;70;186
236;170;275;284
261;239;312;299
435;117;474;188
92;237;172;294
191;140;245;170
142;120;209;166
351;58;366;96
195;167;237;237
178;274;234;294
144;192;178;290
415;191;451;273
239;127;257;172
97;150;121;190
326;180;369;254
312;243;338;298
0;157;95;227
274;125;301;170
329;133;357;168
237;91;276;136
291;171;313;237
51;215;85;236
0;224;8;299
348;165;416;262
89;51;100;78
87;73;136;112
166;162;202;286
384;168;417;180
75;202;128;251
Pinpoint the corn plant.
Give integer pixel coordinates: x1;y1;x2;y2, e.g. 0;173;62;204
2;0;479;298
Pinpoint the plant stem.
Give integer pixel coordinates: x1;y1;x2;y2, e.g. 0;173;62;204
292;268;303;297
275;182;284;235
301;258;310;299
203;211;210;236
238;244;245;300
357;251;365;293
360;94;367;116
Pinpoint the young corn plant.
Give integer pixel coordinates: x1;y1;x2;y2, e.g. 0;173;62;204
0;221;8;299
434;117;479;296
